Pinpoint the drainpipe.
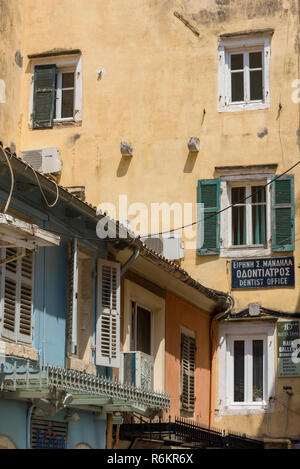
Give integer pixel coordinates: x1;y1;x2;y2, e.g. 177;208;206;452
120;247;140;277
26;404;35;449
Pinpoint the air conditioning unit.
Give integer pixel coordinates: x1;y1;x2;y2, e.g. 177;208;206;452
20;147;62;175
120;351;154;391
143;233;185;260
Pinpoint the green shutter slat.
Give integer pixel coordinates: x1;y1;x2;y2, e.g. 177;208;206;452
33;65;56;129
272;175;294;252
197;179;220;255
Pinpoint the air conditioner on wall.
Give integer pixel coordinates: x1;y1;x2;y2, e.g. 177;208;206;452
20;147;62;175
143;233;185;260
120;351;154;392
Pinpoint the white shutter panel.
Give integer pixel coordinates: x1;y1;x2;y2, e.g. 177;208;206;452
67;239;78;355
18;250;34;344
1;248;34;344
96;259;120;368
1;247;19;342
181;334;196;411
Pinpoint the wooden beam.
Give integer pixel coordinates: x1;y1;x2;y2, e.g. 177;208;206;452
106;413;113;449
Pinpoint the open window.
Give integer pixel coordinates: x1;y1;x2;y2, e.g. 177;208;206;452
29;53;82;129
130;301;152;356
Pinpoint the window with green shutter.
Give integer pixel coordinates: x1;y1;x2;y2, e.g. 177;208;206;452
33;65;56;129
197;179;220;255
271;175;294;252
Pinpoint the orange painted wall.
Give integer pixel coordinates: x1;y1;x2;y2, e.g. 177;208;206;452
165;292;211;426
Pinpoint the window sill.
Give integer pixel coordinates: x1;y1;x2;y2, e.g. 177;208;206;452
53;119;82;128
218;101;270;112
219;402;273;415
0;339;38;361
220;245;271;258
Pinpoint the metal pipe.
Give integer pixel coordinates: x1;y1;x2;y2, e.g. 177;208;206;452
26;403;35;449
120;247;140;276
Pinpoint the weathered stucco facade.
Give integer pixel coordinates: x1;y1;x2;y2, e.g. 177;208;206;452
1;0;300;441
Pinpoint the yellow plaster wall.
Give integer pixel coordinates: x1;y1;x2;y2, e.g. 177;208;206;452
1;0;300;438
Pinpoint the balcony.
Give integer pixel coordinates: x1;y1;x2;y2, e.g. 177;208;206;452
0;356;170;417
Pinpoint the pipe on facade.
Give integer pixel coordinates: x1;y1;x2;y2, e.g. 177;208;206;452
26;403;35;449
120;247;140;277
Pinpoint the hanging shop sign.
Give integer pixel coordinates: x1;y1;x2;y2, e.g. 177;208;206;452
278;321;300;377
231;257;295;289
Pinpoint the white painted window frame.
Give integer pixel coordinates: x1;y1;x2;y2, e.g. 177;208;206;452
220;174;272;258
218;322;275;415
28;54;82;127
218;36;270;112
54;68;75;122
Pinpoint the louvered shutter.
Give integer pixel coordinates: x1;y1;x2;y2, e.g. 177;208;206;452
33;64;56;129
67;239;78;355
96;259;120;368
271;175;295;252
0;248;34;344
197;179;220;255
181;334;196;411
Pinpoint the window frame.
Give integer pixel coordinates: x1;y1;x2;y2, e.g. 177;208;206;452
130;300;153;357
218;36;271;112
218;322;275;415
54;68;76;122
220;174;272;258
29;54;82;127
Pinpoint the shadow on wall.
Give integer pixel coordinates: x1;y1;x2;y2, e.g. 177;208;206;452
117;152;133;177
183;151;198;173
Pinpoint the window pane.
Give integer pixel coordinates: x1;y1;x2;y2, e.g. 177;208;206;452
250;70;263;100
234;341;244;402
136;306;151;355
62;72;74;88
253;340;263;401
251;186;266;245
231;54;244;70
61;89;74;118
232;187;246;245
249;52;262;69
231;72;244;102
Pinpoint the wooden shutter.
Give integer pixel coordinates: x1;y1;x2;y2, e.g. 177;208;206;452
1;248;34;344
67;239;78;355
181;334;196;411
33;64;56;129
197;179;220;255
96;259;120;368
271;175;295;252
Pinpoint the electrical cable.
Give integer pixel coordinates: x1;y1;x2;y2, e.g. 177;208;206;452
3;145;60;208
31;167;59;208
138;159;300;239
0;144;14;214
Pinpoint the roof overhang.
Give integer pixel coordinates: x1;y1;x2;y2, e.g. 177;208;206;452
0;214;60;249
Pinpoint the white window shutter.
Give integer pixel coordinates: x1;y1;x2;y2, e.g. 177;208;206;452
96;259;120;368
1;248;34;345
1;248;18;342
18;250;34;344
67;239;79;355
